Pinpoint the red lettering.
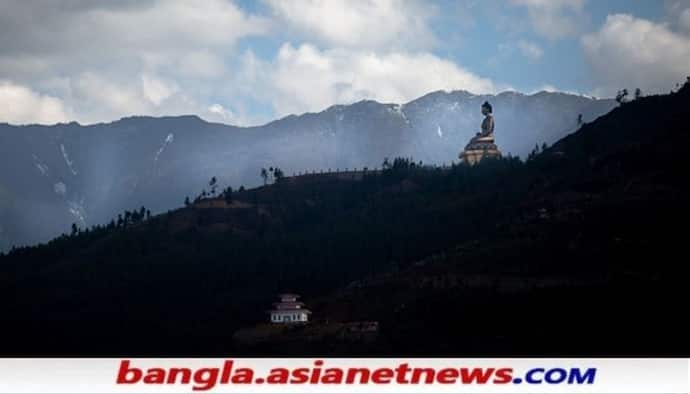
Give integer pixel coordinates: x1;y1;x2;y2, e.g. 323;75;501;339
290;368;310;384
345;368;370;384
142;368;165;384
192;368;219;391
371;368;394;384
267;368;289;384
493;368;514;384
394;363;411;384
220;360;234;384
410;368;436;384
231;368;253;384
437;368;459;384
460;367;495;384
116;360;141;384
321;368;344;384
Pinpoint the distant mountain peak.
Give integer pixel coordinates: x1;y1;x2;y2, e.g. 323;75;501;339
114;114;205;124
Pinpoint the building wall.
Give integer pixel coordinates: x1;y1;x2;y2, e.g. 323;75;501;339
270;311;308;323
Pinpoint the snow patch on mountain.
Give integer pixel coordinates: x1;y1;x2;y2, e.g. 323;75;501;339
60;144;77;176
32;154;49;176
154;133;174;162
388;104;410;124
35;163;48;176
68;199;87;226
54;182;67;196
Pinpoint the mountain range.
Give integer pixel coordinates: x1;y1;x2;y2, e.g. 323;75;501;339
0;90;615;251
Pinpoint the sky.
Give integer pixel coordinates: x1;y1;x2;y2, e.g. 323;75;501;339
1;0;689;126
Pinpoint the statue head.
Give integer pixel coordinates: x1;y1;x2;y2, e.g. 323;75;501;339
481;101;492;115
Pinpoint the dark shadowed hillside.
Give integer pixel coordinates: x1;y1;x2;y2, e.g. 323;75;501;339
0;85;687;356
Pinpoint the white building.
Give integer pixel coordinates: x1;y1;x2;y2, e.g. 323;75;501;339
269;293;311;323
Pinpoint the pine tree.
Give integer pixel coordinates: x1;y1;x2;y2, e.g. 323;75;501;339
224;186;233;204
615;89;628;105
382;158;391;170
260;168;269;185
273;167;285;182
209;177;217;195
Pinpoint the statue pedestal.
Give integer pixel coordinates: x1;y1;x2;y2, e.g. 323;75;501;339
459;147;502;165
459;135;502;165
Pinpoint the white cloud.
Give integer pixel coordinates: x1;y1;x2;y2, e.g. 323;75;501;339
0;81;69;125
265;0;436;50
207;104;235;122
176;51;227;79
141;74;178;106
72;73;149;118
517;40;544;61
511;0;587;40
0;1;270;58
247;43;499;117
530;84;586;96
0;0;270;125
535;84;558;93
489;40;543;67
63;72;213;124
582;13;690;95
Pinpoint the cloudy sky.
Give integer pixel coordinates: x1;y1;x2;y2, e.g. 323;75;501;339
1;0;689;126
